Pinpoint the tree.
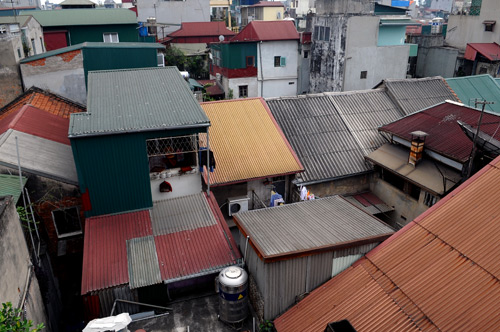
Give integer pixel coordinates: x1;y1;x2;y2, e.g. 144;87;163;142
0;302;44;332
163;46;187;71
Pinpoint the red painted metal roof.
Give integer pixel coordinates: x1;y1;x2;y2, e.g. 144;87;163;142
249;1;284;7
81;210;152;294
81;192;240;294
465;43;500;61
0;105;70;145
379;101;500;163
232;20;299;42
197;80;224;96
168;22;236;38
275;155;500;331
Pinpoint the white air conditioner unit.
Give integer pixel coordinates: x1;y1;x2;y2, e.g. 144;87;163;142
227;196;249;216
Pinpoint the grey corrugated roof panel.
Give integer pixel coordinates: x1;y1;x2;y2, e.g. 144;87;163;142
127;236;162;289
69;67;210;137
151;193;216;236
0;174;28;203
0;130;78;185
19;8;137;27
326;89;405;153
382;76;459;115
20;42;164;64
234;195;394;258
0;15;31;26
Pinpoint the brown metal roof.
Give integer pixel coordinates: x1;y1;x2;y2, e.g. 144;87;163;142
275;155;500;331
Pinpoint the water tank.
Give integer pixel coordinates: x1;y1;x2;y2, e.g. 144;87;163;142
218;266;248;323
431;18;443;34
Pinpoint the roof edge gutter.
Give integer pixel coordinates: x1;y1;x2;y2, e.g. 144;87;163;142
293;170;373;187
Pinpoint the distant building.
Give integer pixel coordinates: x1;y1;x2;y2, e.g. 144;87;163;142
59;0;95;9
240;1;284;27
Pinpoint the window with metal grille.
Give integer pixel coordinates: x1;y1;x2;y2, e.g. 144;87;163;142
274;56;286;67
147;135;199;172
314;26;330;41
239;85;248;98
52;207;82;238
103;32;119;43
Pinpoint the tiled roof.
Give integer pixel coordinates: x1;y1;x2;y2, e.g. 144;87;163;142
19;8;137;27
275;155;500;332
69;67;210;138
379;101;500;163
0;174;27;203
0;87;85;121
200;98;303;186
81;193;240;294
231;20;299;42
446;75;500;113
234;195;394;261
266;90;403;185
20;42;165;64
168;22;236;37
378;76;459;115
465;42;500;61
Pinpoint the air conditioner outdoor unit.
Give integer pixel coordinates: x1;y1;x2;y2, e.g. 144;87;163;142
227;196;249;216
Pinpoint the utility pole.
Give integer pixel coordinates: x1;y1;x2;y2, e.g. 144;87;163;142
466;99;495;178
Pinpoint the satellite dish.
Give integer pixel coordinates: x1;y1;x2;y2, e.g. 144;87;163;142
219;35;225;42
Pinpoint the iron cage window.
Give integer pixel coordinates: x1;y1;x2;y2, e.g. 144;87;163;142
147;135;199;172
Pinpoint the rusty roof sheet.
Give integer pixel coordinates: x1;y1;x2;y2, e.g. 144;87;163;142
380;76;459;115
0;86;85;121
275;155;500;332
81;192;241;294
233;195;394;261
200;98;303;186
231;20;299;42
380;101;500;163
465;42;500;61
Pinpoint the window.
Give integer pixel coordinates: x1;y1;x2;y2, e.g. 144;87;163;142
239;85;248;98
40;37;44;52
157;53;165;67
31;38;36;55
303;50;309;59
147;135;198;173
212;49;221;67
52;207;82;238
479;67;488;74
246;56;255;67
360;71;367;79
424;192;437;207
274;56;286;67
17;48;21;58
0;25;6;34
314;26;330;41
103;32;119;43
9;24;20;33
381;168;421;201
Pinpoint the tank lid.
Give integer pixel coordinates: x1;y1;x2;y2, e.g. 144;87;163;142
225;266;242;279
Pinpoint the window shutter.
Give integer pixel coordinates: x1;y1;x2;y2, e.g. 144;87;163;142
280;57;286;67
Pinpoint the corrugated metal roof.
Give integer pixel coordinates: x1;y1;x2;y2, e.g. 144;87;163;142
446;75;500;113
275;155;500;332
231;20;299;42
0;87;85;121
343;192;394;215
0;105;70;145
366;143;462;195
19;8;137;27
69;67;210;137
465;42;500;61
381;76;459;115
267;92;399;185
327;89;405;154
20;42;165;64
126;236;162;289
0;15;31;26
151;193;217;236
200;98;303;186
0;130;78;184
249;1;284;7
380;101;500;163
0;174;27;203
81;210;153;294
168;22;236;37
234;196;394;260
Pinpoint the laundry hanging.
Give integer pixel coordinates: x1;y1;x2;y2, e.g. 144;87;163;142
199;147;216;172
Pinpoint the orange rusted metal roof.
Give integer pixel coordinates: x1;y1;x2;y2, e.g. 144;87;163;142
275;155;500;331
201;98;303;186
0;86;85;121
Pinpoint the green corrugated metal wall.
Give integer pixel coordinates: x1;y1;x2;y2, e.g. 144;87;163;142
71;128;203;217
83;47;159;86
45;24;138;46
213;43;257;69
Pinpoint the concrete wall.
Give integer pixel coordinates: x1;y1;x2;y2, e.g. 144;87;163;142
416;46;458;78
475;61;500;77
262;7;284;20
314;0;372;15
300;173;372;200
446;0;500;50
0;197;49;331
344;16;409;91
0;37;22;108
24;16;45;57
309;15;348;93
370;177;431;228
257;40;298;97
150;171;202;201
136;0;209;38
430;0;454;11
298;43;311;94
226;76;258;98
20;50;86;105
